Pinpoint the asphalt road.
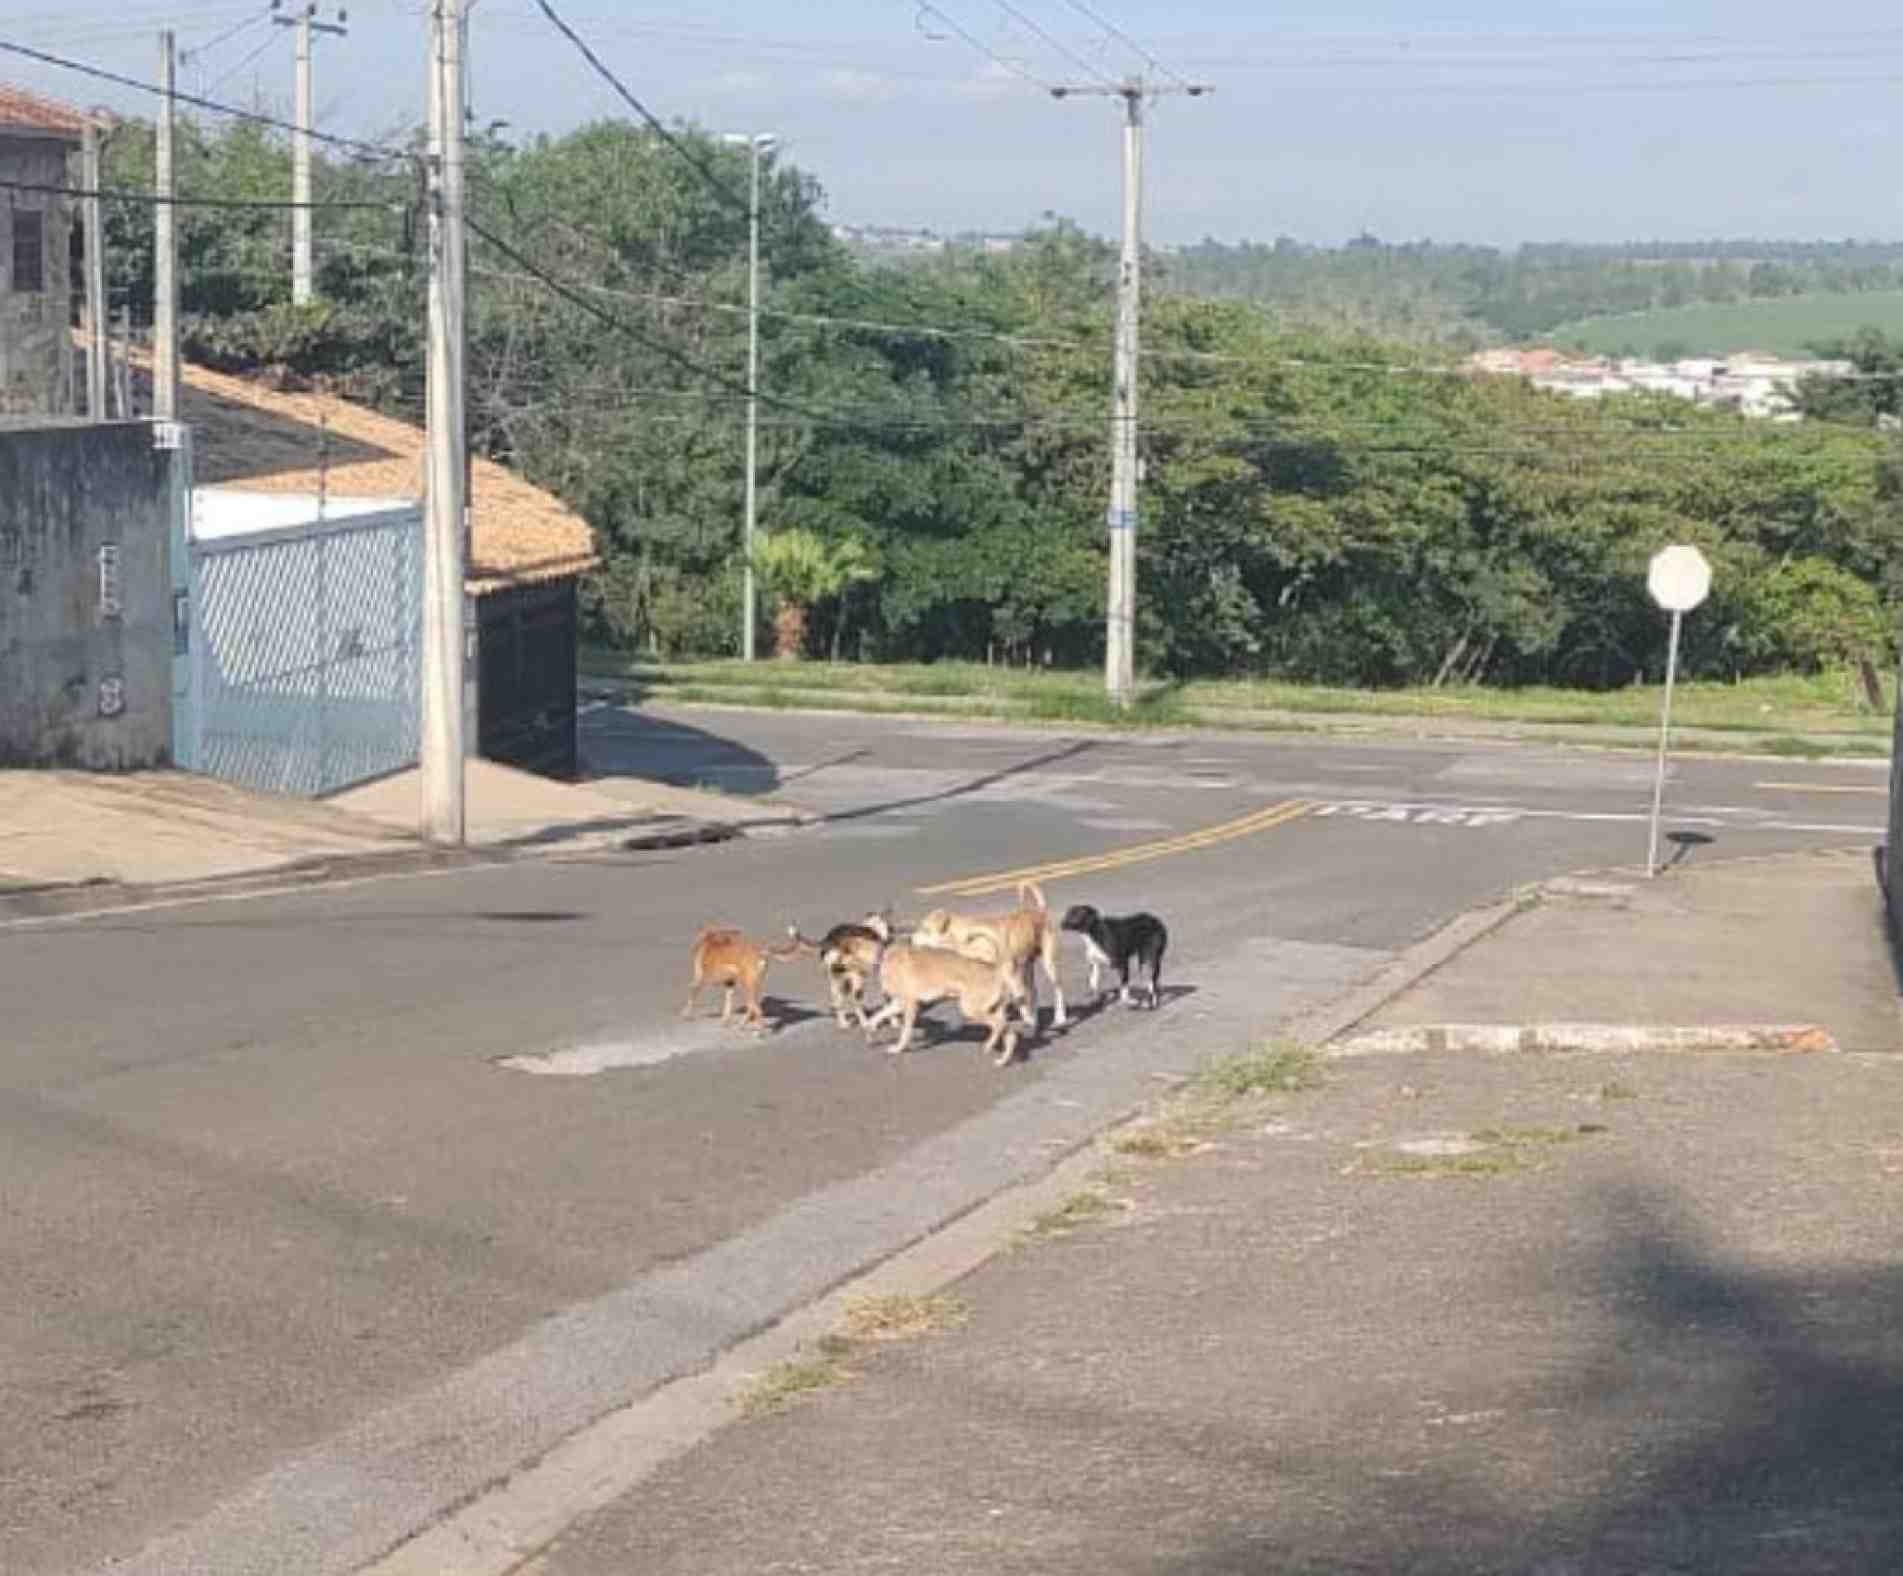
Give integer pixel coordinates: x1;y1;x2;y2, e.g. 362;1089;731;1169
1;704;1886;1575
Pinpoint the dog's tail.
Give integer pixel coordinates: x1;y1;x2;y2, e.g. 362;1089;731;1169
1018;880;1048;913
781;926;823;956
962;932;1003;965
770;929;812;961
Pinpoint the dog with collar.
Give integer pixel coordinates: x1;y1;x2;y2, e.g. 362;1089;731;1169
1059;904;1168;1010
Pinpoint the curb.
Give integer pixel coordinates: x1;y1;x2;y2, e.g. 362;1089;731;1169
583;678;1893;764
0;844;490;924
0;813;816;925
1329;1022;1841;1056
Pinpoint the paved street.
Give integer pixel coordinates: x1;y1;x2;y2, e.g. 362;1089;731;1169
1;703;1886;1574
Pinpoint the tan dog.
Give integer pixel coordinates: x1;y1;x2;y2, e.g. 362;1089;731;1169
785;911;892;1029
681;925;803;1032
862;941;1029;1065
912;880;1067;1030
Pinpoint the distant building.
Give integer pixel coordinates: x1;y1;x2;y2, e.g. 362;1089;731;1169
0;84;99;419
1467;347;1853;421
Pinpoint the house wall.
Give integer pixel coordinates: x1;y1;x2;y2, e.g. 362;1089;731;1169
0;135;77;419
0;422;175;768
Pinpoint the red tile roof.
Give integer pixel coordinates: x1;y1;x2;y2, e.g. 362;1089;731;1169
174;360;599;595
0;84;99;139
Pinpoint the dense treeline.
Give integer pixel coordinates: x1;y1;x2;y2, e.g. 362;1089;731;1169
96;119;1902;688
1163;237;1903;345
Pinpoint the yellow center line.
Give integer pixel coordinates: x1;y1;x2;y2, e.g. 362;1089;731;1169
1753;781;1888;795
918;798;1316;900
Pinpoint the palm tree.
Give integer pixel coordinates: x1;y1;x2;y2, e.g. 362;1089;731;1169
750;529;878;660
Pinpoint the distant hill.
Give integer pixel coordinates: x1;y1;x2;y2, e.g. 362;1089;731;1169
1157;238;1903;347
1550;293;1903;359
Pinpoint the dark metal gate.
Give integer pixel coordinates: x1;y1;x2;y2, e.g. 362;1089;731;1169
476;578;577;779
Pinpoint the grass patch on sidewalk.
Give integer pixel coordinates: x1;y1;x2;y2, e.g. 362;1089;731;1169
1356;1122;1611;1181
1023;1188;1125;1240
839;1292;971;1342
733;1294;976;1418
584;650;1891;744
734;1335;857;1417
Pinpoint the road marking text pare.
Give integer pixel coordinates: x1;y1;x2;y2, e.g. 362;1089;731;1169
1314;801;1523;829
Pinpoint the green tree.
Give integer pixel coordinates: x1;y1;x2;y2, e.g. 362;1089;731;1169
750;528;878;658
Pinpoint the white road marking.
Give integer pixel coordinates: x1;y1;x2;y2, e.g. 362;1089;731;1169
1311;799;1882;838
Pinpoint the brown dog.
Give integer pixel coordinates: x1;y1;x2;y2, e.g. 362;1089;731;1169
681;925;803;1032
862;941;1029;1065
785;911;892;1029
912;879;1067;1030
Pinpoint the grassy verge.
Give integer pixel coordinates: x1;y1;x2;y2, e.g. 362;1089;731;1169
583;649;1892;745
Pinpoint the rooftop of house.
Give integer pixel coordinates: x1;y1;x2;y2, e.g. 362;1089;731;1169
0;83;103;141
160;358;598;595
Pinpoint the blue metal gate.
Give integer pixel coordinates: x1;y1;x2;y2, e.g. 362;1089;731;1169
182;505;422;797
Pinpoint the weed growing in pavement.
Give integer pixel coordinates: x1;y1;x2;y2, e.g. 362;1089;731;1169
838;1292;971;1342
1356;1122;1610;1181
1023;1188;1123;1240
1192;1042;1325;1099
734;1334;856;1416
1598;1080;1640;1102
733;1293;976;1418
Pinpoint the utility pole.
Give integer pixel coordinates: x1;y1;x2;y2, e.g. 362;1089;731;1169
721;131;775;661
154;30;179;422
277;2;348;305
82;118;106;421
422;0;466;843
1051;76;1208;707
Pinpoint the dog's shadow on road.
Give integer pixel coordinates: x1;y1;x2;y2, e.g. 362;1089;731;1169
1047;983;1198;1033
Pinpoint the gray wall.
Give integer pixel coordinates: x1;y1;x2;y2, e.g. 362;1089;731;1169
0;135;78;420
0;422;175;768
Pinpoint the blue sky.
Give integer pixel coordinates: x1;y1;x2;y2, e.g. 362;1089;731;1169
10;0;1902;247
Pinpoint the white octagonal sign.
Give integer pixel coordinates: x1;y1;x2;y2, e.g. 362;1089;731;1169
1647;544;1712;613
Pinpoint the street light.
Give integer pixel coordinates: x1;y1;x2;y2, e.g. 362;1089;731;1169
721;131;776;661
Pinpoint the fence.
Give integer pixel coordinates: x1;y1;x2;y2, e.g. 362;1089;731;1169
185;505;422;797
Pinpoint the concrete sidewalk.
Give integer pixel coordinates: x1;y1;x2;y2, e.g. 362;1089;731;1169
385;845;1903;1576
0;760;811;919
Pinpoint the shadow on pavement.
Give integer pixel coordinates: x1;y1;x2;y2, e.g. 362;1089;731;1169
580;707;786;797
1119;1182;1903;1575
821;739;1101;825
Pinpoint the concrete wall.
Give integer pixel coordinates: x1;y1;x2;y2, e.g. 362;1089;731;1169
0;135;78;420
0;422;174;768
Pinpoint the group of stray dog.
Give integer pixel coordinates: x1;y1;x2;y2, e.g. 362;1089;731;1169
681;882;1170;1067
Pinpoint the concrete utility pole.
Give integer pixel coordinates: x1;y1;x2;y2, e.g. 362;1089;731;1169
1051;76;1208;708
82;120;106;421
154;31;179;422
277;2;348;306
721;130;776;661
422;0;466;843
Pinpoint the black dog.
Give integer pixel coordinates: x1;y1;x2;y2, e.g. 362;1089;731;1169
1060;904;1168;1010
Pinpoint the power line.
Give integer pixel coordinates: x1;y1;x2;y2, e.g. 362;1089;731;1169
180;5;274;66
0;37;411;165
1052;0;1196;90
0;173;403;211
910;0;1051;88
521;0;752;218
203;26;285;95
466;209;851;423
991;0;1118;86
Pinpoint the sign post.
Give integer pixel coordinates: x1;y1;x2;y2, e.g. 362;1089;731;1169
1645;544;1713;877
